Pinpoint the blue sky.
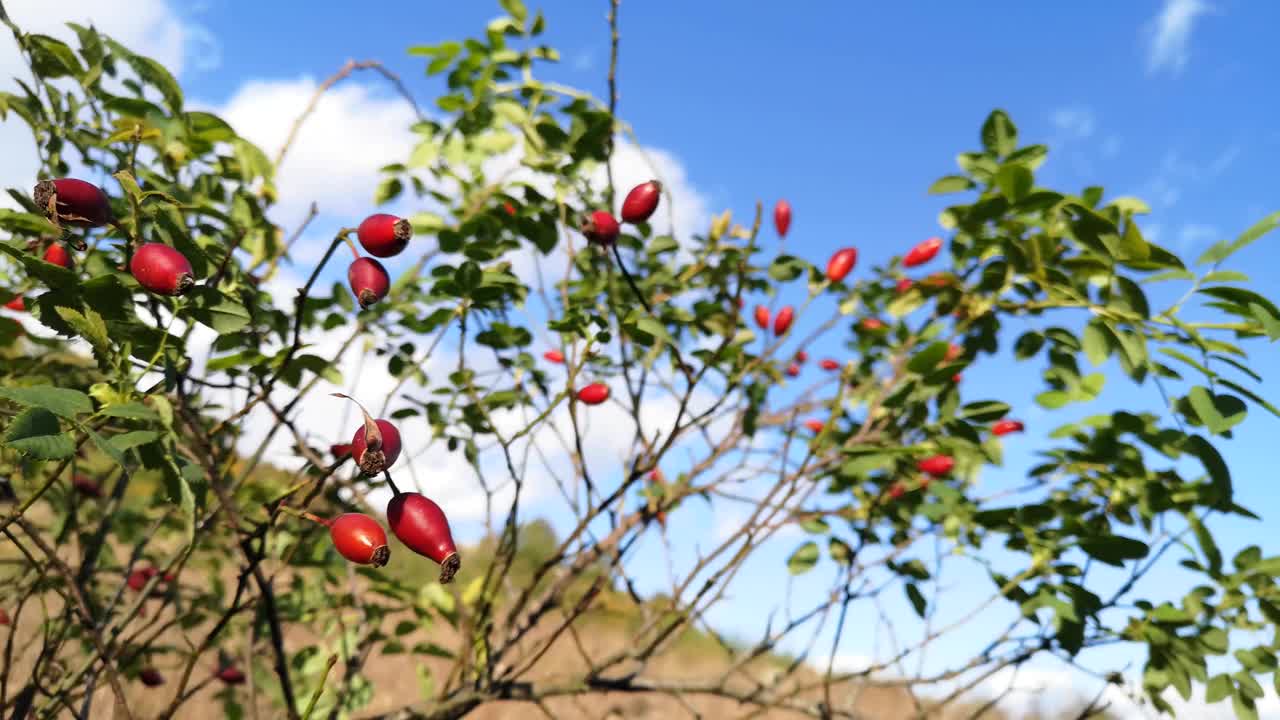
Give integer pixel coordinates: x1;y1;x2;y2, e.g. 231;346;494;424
5;0;1280;714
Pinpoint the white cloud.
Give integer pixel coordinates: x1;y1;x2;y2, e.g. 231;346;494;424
1050;106;1097;140
213;77;420;222
1177;223;1219;251
1145;0;1213;76
0;0;207;208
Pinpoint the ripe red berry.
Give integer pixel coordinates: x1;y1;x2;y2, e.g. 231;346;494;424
126;569;149;592
888;483;906;500
71;475;101;498
577;382;610;405
774;305;794;336
785;363;800;378
736;297;745;309
139;668;164;687
329;513;390;567
330;443;352;459
826;247;857;282
33;178;112;227
351;418;402;476
0;609;9;626
916;455;955;477
581;210;620;245
357;213;412;258
794;350;808;363
387;492;460;583
820;358;840;371
544;349;565;364
42;243;71;268
992;419;1025;437
859;317;886;332
503;201;516;216
348;257;390;309
774;199;792;238
621;180;662;224
4;296;23;311
944;343;963;362
216;666;246;685
130;243;194;296
952;373;963;383
903;237;943;268
895;278;913;294
804;419;824;433
753;305;770;330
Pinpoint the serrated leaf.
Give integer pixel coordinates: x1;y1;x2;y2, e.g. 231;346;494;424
907;342;950;374
1187;386;1246;435
995;164;1032;202
2;407;74;459
98;402;160;421
54;306;110;352
0;386;93;418
187;287;251;334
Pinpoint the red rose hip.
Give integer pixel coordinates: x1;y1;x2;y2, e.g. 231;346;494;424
804;419;824;433
992;419;1025;436
387;492;460;583
820;358;840;371
916;455;955;477
71;474;101;498
216;666;246;685
4;296;23;311
774;199;792;238
581;210;620;245
577;382;610;405
348;257;390;308
357;213;412;258
859;317;886;332
351;419;402;476
42;243;71;268
825;247;857;282
773;305;794;335
330;443;352;459
130;243;194;296
139;668;164;687
895;278;913;294
329;513;390;567
785;363;800;377
903;237;943;268
621;180;662;224
753;305;769;330
544;349;565;364
33;178;113;227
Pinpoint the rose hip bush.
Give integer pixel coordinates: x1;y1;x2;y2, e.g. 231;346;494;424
1;2;1280;719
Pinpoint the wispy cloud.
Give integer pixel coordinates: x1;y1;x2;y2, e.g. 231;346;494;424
1050;106;1097;140
1145;0;1213;76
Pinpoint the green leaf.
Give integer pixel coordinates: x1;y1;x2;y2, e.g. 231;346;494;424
105;39;183;113
829;538;853;565
994;164;1033;202
633;316;673;346
98;402;160;421
2;408;74;459
1181;435;1232;508
109;430;162;451
1078;535;1149;567
768;255;807;282
1082;320;1111;367
980;109;1018;158
1035;390;1071;409
1205;674;1232;703
0;386;93;418
904;583;927;617
1187;386;1247;435
928;175;975;195
84;426;125;468
958;401;1010;423
54;307;110;354
787;542;820;575
27;34;83;78
499;0;528;23
1228;210;1280;258
1186;513;1222;576
907;342;950;374
186;287;251;334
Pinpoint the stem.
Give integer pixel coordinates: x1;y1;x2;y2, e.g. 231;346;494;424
343;236;361;261
611;243;652;315
278;505;330;527
301;655;339;720
383;470;402;497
